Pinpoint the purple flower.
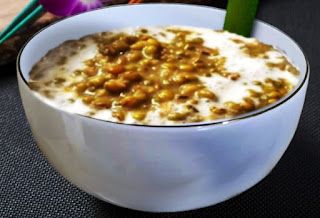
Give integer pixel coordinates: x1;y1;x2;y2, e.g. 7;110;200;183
39;0;111;17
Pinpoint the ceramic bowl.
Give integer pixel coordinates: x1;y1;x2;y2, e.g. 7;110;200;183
17;4;309;212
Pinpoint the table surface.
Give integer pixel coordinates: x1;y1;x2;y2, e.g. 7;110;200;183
1;1;319;217
0;0;29;30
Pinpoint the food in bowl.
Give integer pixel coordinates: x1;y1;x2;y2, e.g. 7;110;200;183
28;26;300;125
18;4;308;212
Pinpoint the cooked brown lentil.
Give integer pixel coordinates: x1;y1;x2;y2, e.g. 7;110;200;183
29;28;300;123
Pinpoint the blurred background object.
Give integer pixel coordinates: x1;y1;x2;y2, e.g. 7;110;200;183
0;0;30;31
0;0;55;65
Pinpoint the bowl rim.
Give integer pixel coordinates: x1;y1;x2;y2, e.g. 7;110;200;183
17;3;310;128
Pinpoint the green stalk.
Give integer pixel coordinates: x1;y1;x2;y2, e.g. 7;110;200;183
223;0;260;37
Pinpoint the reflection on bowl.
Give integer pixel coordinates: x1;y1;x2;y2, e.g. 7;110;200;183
17;4;309;212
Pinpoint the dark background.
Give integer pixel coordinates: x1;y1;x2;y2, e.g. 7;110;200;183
1;0;319;217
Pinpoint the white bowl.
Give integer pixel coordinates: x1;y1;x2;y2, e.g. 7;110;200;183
17;4;309;212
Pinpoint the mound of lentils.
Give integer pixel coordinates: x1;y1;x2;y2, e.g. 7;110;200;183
30;28;299;123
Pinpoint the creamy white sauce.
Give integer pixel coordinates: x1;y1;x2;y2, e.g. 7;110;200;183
31;26;300;125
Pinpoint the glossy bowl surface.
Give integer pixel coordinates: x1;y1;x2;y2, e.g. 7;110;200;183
17;4;309;212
